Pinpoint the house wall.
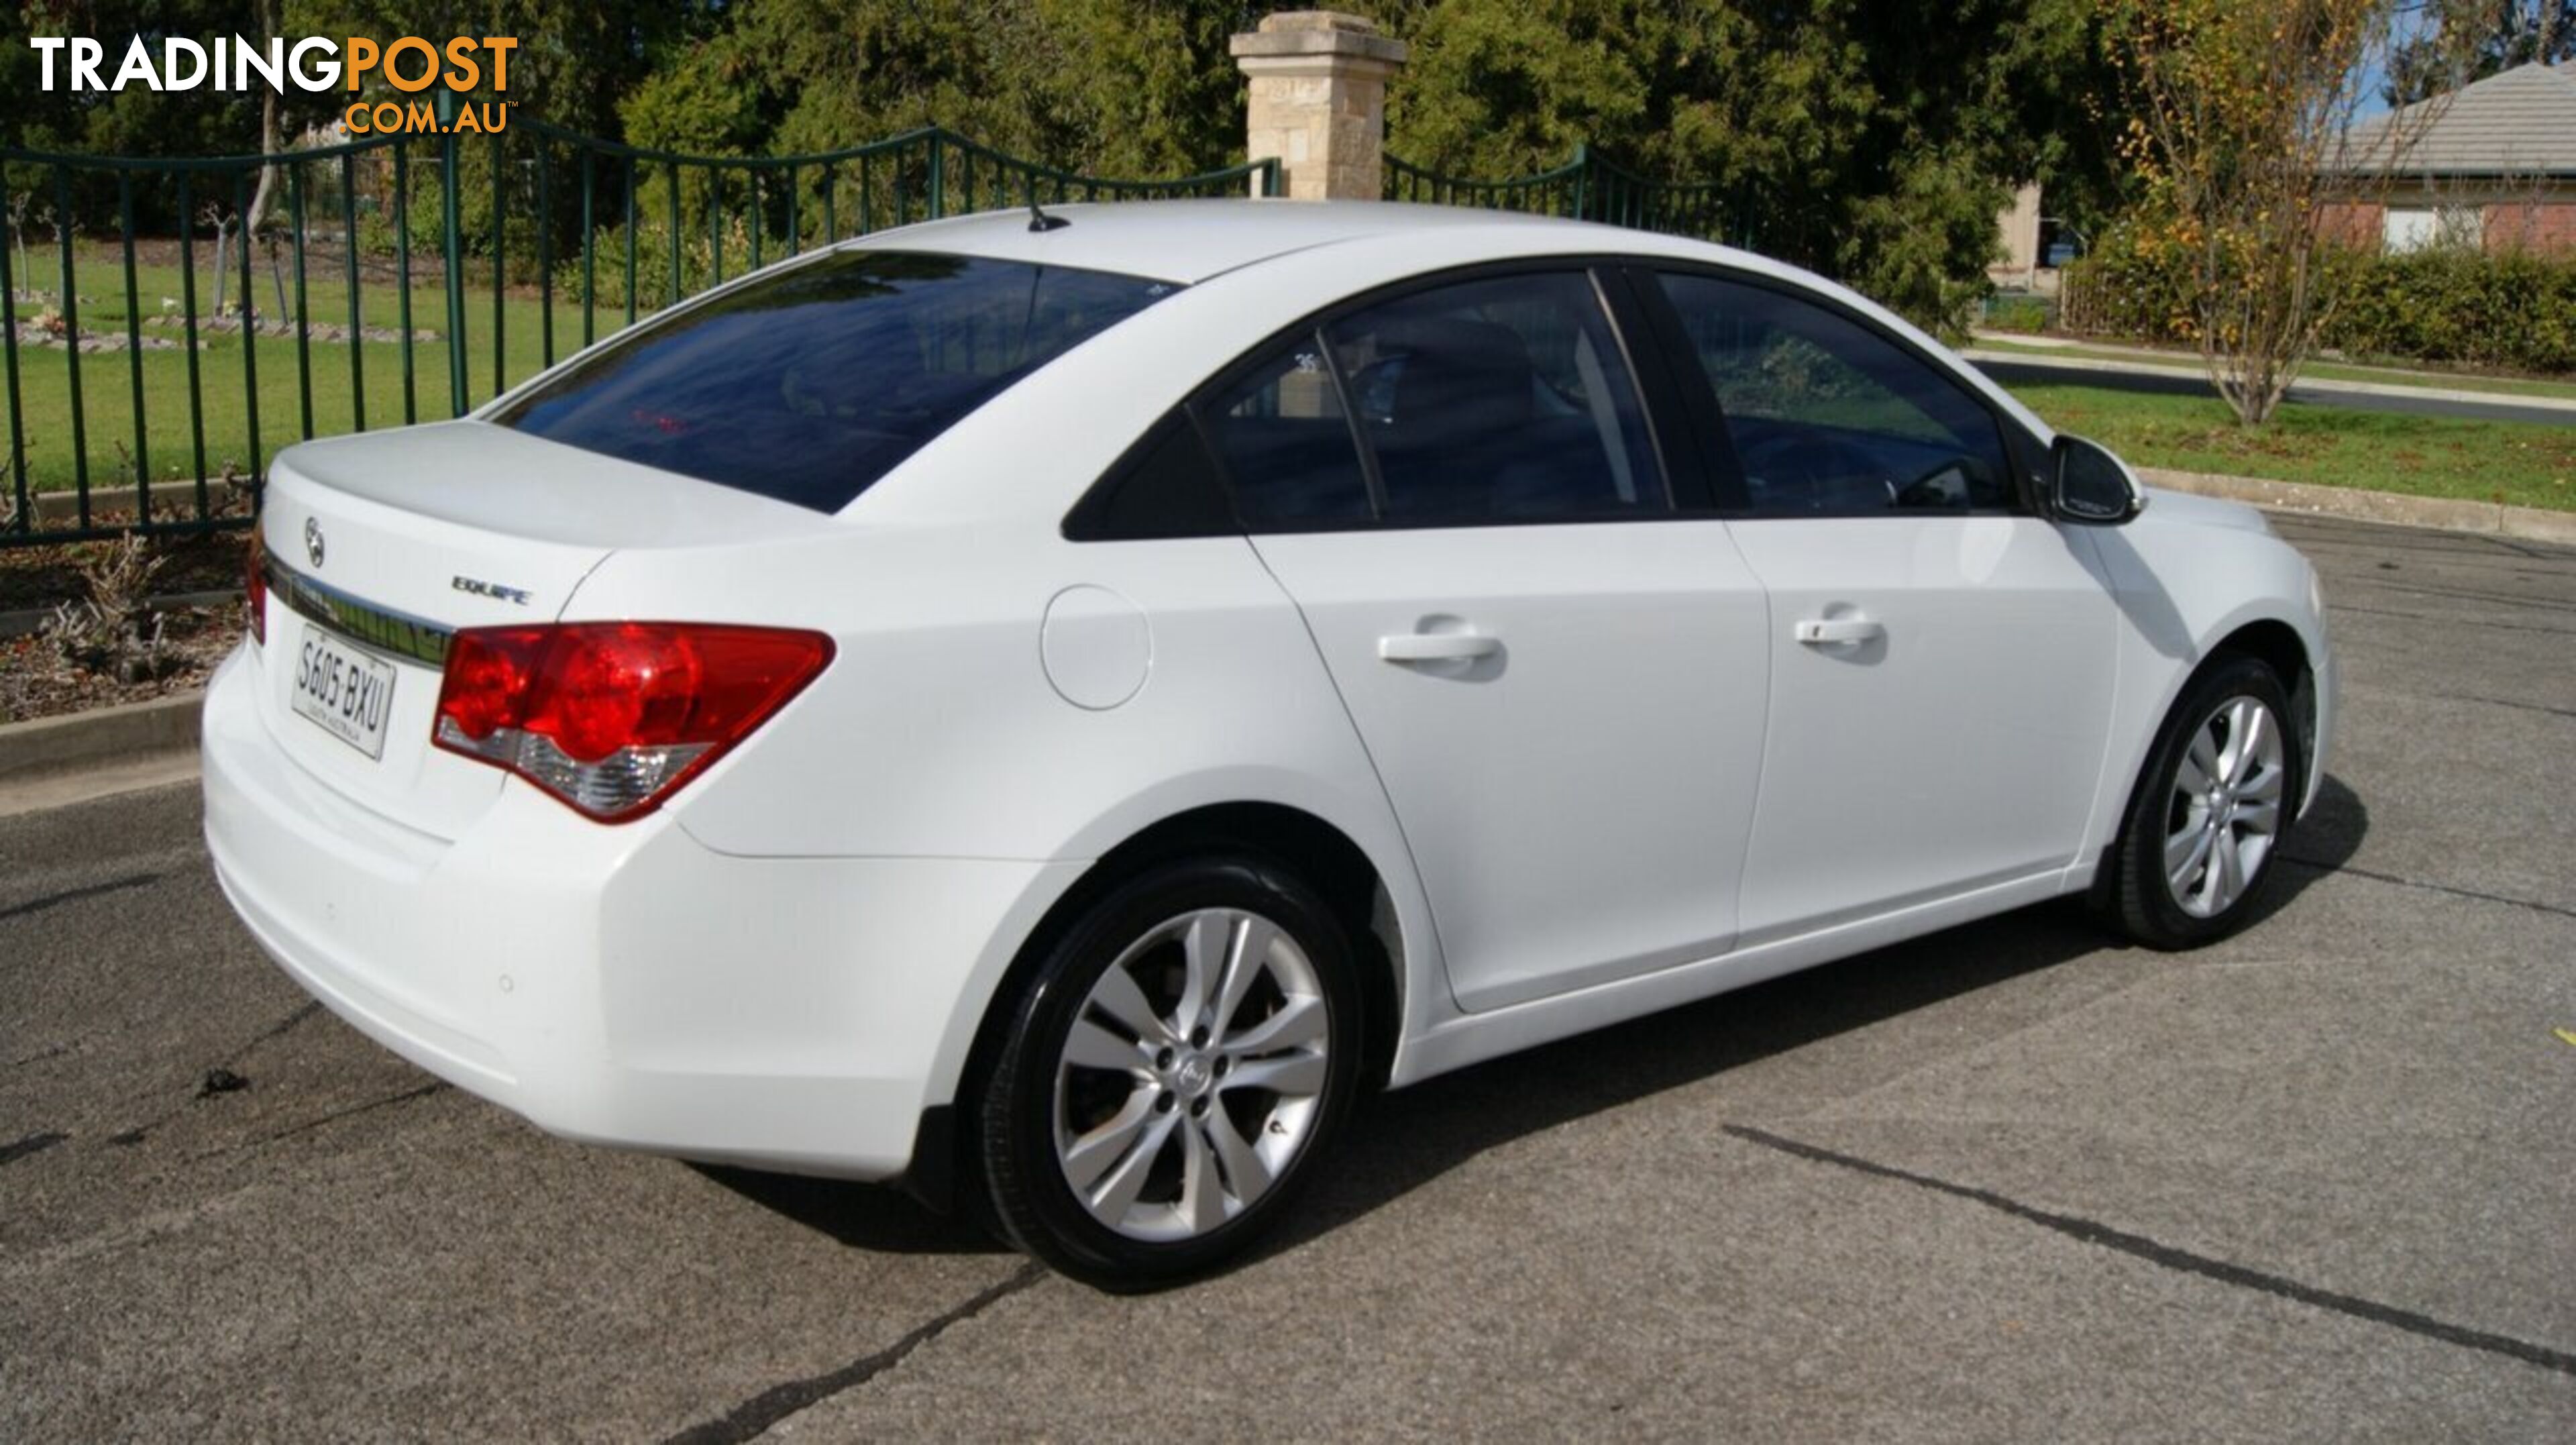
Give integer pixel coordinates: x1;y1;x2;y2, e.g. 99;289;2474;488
1989;182;2043;286
2319;201;2385;248
2483;197;2576;253
2325;182;2576;255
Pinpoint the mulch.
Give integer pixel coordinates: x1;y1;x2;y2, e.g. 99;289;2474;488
0;604;240;727
0;530;251;726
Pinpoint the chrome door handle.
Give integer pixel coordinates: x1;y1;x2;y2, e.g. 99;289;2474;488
1794;618;1884;646
1380;632;1501;663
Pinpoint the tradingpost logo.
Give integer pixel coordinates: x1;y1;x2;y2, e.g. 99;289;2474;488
26;34;519;135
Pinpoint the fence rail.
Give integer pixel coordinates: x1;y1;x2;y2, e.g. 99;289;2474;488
1384;146;1760;247
1;123;1279;548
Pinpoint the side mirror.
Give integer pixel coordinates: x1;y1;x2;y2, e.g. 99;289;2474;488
2049;434;2146;525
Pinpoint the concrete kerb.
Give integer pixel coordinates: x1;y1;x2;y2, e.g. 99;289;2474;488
0;690;205;788
1963;339;2576;417
2137;466;2576;547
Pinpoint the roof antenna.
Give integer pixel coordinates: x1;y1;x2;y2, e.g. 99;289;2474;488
1027;180;1070;233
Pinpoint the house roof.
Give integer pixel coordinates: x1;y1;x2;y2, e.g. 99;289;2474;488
2335;62;2576;178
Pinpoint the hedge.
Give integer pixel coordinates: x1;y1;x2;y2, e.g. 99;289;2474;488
2059;225;2576;376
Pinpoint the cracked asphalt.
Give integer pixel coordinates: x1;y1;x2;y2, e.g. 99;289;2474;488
5;515;2573;1440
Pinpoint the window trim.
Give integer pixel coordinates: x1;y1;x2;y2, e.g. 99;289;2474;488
1059;406;1238;543
1630;261;2052;521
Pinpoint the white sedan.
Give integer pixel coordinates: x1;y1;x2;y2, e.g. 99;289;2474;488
203;201;2334;1287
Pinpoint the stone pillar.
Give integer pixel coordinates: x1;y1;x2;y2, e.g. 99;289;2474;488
1231;11;1407;201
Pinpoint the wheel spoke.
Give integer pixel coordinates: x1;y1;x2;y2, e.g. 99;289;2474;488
2234;797;2281;835
1178;1115;1227;1234
2166;824;2213;896
2187;731;2223;796
1209;916;1278;1039
1064;1016;1148;1074
1224;992;1326;1056
1224;1049;1326;1098
2174;751;2214;798
2229;700;2268;784
1177;912;1231;1031
1063;1088;1163;1194
1202;1107;1272;1199
2239;763;2285;804
2212;826;2247;908
2238;831;2275;881
1086;963;1172;1046
1086;1109;1177;1220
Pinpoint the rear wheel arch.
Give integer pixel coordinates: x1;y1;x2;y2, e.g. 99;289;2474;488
910;802;1406;1217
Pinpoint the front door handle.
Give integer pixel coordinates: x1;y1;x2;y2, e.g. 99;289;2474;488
1380;632;1501;663
1794;617;1885;646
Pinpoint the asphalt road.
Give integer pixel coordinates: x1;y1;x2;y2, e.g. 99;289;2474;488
1971;356;2576;427
6;515;2573;1440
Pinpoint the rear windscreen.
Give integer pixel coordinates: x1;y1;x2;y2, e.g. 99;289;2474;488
494;250;1177;511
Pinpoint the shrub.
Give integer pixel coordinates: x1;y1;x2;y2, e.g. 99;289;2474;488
2062;219;2576;376
1982;293;2054;333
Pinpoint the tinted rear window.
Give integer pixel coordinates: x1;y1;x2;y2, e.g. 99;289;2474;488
494;250;1177;511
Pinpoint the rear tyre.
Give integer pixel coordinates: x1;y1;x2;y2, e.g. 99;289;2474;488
977;855;1362;1289
2112;655;2303;949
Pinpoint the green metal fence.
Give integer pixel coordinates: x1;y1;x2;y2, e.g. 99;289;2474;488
1384;145;1760;247
0;123;1278;548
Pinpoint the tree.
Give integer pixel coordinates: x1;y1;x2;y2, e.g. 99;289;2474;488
722;0;1246;180
1380;0;2134;330
2102;0;2476;425
2385;0;2573;105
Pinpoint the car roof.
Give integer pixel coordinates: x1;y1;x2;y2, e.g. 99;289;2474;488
846;198;1682;284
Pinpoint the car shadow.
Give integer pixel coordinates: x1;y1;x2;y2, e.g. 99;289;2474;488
693;1162;1013;1255
695;774;2367;1265
1280;773;2368;1250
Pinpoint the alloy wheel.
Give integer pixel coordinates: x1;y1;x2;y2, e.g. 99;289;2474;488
2163;694;2288;918
1051;908;1330;1242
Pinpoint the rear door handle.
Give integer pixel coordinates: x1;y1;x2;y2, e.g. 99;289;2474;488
1380;632;1501;663
1794;617;1884;646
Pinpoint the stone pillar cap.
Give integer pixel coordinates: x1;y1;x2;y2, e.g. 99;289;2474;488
1230;10;1409;63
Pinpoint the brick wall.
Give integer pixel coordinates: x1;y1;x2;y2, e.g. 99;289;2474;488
2482;200;2576;255
2318;201;2384;249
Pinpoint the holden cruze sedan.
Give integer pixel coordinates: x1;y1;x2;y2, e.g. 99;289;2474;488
204;200;2333;1287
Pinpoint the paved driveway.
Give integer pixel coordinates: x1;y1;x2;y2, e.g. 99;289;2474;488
5;515;2571;1440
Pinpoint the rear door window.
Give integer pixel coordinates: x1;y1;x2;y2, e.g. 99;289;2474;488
1200;334;1377;527
496;251;1177;512
1328;270;1664;523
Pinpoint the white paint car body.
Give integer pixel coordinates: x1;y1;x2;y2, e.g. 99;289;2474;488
203;201;2332;1267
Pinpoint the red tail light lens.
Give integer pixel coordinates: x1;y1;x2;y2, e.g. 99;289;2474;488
433;623;833;822
246;529;268;645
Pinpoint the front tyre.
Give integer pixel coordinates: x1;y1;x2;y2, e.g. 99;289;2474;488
977;856;1362;1289
2113;655;2304;949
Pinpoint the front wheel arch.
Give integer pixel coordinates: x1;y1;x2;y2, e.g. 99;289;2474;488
2103;648;2306;947
2093;621;2318;911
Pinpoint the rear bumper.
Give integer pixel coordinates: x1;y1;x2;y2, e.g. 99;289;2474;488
201;645;1068;1179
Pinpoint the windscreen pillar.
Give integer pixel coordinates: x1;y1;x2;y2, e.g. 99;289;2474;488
1232;11;1408;201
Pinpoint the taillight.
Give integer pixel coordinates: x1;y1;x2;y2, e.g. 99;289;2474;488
432;623;833;822
246;529;268;645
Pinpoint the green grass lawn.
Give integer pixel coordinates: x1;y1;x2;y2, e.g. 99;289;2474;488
2006;383;2576;512
4;245;689;502
1972;336;2576;403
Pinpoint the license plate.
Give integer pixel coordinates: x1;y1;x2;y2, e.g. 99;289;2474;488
290;624;400;760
